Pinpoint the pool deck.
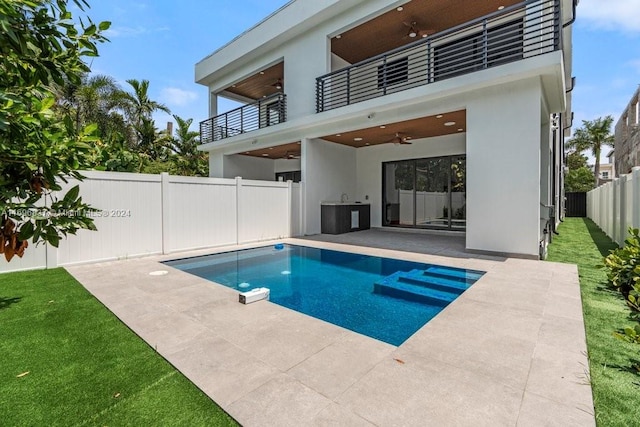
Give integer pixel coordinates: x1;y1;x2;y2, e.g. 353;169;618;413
65;234;595;426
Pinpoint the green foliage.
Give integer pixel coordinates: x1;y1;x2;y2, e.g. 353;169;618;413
566;151;589;170
565;167;595;192
603;228;640;296
0;0;110;259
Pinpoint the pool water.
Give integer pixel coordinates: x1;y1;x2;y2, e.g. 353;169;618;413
165;244;484;346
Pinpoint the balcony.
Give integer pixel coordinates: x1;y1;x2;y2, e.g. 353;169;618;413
316;0;560;113
200;92;287;144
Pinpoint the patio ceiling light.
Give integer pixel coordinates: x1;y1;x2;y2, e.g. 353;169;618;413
380;125;386;129
458;128;464;132
354;137;363;141
498;5;505;10
444;121;456;126
436;114;443;118
396;6;403;11
262;153;269;157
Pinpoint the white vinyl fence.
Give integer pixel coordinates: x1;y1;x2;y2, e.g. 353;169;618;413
1;171;303;273
587;166;640;246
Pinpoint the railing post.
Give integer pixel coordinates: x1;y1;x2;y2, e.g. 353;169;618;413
426;38;432;83
240;108;244;134
382;56;388;95
224;113;228;139
346;68;351;106
482;18;488;69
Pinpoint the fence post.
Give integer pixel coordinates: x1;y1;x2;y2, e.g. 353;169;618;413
632;167;640;230
620;176;627;244
613;179;620;244
235;176;242;245
161;172;170;254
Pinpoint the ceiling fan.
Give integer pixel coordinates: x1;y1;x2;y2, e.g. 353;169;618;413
402;21;435;39
387;132;412;145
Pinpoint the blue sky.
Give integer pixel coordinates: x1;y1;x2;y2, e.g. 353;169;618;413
83;0;639;160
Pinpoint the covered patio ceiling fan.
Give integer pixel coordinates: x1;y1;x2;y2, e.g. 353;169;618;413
386;132;412;145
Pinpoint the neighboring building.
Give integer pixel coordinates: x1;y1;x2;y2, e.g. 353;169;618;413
195;0;575;259
614;87;640;175
597;150;615;185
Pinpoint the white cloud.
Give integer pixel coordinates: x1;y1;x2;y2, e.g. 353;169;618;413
160;87;199;107
578;0;640;32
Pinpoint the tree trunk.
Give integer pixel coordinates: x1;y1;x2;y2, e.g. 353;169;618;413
594;146;601;187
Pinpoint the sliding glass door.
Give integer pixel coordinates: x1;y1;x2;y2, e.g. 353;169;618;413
383;155;466;230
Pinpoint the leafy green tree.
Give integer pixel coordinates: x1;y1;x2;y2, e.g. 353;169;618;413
565;167;595;192
567;116;615;185
0;0;109;261
566;151;588;171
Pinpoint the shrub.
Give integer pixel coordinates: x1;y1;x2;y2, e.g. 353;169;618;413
603;227;640;297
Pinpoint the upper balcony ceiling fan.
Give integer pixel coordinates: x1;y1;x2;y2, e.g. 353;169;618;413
402;21;435;39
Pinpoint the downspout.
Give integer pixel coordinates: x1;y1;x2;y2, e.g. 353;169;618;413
562;0;578;28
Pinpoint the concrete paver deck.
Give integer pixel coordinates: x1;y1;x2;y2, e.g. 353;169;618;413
65;234;595;426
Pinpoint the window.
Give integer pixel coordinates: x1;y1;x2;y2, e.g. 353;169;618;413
275;171;301;183
601;171;609;179
378;57;409;89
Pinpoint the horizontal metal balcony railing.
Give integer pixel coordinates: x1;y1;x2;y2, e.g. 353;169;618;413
316;0;560;113
200;93;287;143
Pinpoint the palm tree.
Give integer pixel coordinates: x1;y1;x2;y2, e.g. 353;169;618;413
53;73;127;139
168;115;207;176
567;116;615;186
118;79;171;153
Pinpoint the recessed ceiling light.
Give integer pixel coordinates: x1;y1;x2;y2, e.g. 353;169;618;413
269;147;274;150
405;136;412;140
232;84;237;87
498;5;505;10
262;153;269;156
297;142;301;144
422;34;428;38
436;114;443;118
396;6;403;11
336;134;341;137
260;71;265;75
365;142;370;146
458;128;464;132
244;151;249;154
354;137;363;141
380;125;386;129
262;95;267;98
444;121;456;126
335;34;342;39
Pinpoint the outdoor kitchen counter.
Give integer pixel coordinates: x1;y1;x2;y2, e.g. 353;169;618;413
321;202;370;234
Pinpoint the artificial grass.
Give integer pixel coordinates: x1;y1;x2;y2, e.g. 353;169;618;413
0;268;238;426
547;218;640;427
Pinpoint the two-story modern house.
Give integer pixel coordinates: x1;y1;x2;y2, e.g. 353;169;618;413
195;0;575;259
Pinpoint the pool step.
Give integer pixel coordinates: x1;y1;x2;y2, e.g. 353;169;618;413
423;266;484;284
374;280;456;307
374;270;461;306
399;269;468;294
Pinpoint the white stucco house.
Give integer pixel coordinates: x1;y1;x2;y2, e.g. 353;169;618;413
195;0;575;259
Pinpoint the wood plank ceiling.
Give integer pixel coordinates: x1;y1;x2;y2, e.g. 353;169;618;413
332;0;520;64
240;110;466;158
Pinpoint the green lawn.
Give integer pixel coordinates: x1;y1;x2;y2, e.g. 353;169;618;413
0;268;238;427
547;218;640;426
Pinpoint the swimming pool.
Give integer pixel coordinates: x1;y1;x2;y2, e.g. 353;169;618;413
165;244;484;346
